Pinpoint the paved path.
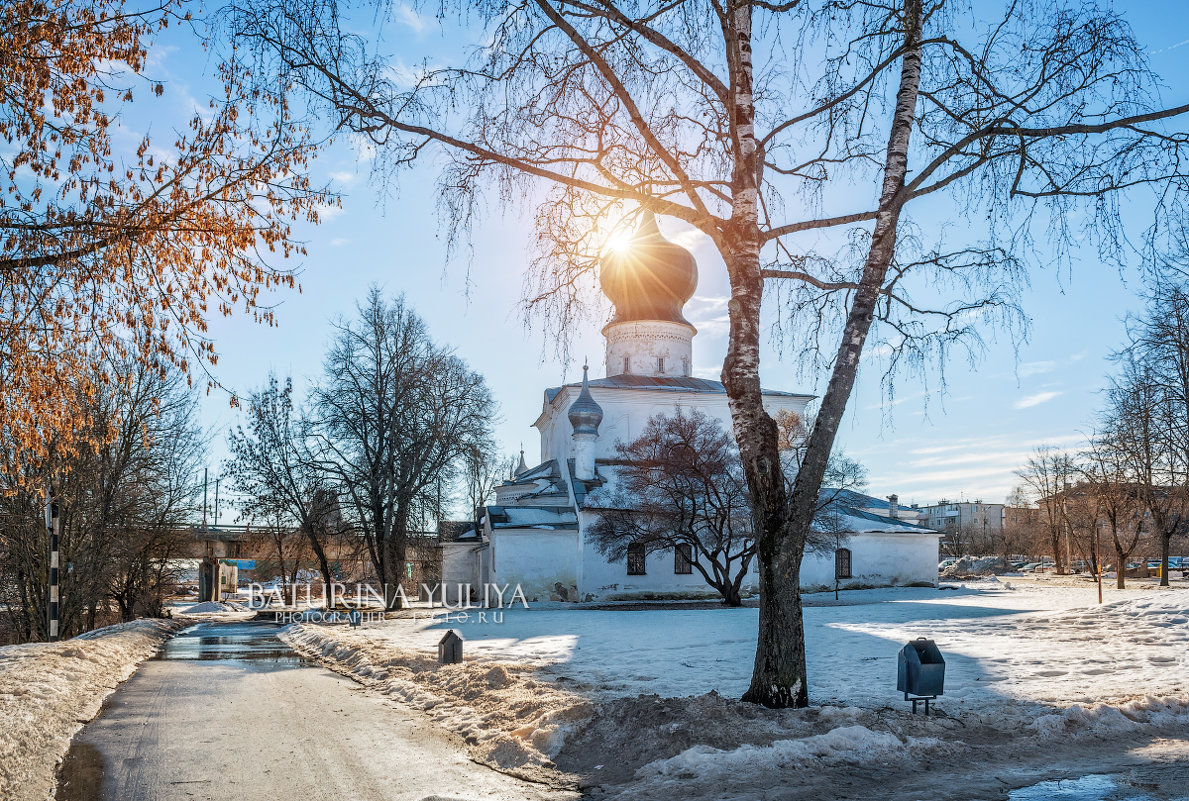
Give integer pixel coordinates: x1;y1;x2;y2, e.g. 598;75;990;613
56;621;573;801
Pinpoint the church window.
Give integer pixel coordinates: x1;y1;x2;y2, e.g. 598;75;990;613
627;543;646;575
834;548;852;579
623;355;631;374
657;356;665;373
674;543;693;574
682;356;690;376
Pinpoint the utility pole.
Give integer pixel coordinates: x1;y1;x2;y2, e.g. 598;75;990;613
45;489;59;641
214;476;220;527
202;467;208;531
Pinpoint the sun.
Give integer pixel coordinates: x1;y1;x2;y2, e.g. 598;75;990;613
602;227;635;257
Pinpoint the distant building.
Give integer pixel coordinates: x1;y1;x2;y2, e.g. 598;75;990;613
919;500;1004;540
1004;505;1041;530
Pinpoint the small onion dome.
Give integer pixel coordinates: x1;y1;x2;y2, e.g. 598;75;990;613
568;363;603;436
516;448;529;476
600;212;698;326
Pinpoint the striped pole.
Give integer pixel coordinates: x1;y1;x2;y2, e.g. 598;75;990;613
45;494;59;641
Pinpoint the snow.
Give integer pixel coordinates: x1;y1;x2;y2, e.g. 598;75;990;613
405;581;1189;712
0;619;181;801
280;579;1189;787
601;725;950;801
181;600;247;613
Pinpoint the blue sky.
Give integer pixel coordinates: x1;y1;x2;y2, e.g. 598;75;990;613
134;2;1189;511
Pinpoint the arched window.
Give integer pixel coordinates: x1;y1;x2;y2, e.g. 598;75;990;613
627;543;646;575
835;547;852;579
674;543;693;574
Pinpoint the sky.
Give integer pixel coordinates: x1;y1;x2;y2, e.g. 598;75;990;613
132;1;1189;514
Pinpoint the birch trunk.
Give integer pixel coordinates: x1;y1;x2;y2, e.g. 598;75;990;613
729;0;924;708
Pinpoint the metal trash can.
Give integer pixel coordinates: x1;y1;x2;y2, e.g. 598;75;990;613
897;637;945;714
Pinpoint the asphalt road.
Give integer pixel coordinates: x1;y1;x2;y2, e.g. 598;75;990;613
55;620;572;801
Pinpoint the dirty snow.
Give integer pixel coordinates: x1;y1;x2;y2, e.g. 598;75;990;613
280;579;1189;793
0;619;181;801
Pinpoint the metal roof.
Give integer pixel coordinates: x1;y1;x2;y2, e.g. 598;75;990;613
545;374;813;403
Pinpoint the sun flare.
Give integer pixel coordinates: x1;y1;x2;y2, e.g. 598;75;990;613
602;227;635;257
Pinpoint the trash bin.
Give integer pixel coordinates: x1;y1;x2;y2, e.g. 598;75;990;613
897;637;945;714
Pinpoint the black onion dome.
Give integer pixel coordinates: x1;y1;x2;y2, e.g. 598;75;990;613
600;213;697;325
568;364;603;436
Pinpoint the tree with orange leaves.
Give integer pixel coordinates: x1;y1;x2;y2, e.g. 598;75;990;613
0;0;330;480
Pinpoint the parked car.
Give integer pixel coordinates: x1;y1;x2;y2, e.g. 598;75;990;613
938;559;957;571
1020;562;1052;573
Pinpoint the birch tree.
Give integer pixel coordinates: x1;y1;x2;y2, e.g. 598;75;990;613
234;0;1189;706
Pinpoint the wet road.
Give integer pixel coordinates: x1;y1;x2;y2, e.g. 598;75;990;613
55;621;571;801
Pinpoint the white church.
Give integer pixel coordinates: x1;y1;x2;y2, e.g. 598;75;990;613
440;215;940;603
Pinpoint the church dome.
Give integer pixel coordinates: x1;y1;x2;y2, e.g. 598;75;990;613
600;213;697;326
568;364;603;436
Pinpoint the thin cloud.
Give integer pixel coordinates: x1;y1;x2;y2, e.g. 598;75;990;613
1017;360;1056;378
395;4;428;34
1015;391;1062;409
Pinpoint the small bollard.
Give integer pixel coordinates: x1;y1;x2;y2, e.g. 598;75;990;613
438;629;463;664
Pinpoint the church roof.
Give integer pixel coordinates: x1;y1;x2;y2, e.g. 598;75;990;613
437;520;481;543
600;213;697;326
567;364;604;435
817;488;936;534
545;374;813;404
486;505;579;530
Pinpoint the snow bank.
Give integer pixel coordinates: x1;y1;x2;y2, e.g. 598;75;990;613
280;622;592;780
1033;695;1189;739
0;619;182;801
606;725;949;801
941;556;1009;577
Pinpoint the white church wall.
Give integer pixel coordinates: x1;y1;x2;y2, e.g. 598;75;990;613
579;540;743;601
440;543;483;603
800;533;940;589
575;515;937;600
603;320;694;377
491;529;580;603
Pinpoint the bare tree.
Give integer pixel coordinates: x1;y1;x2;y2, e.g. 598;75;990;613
234;0;1189;706
311;290;494;608
1120;285;1189;585
0;360;202;640
1002;488;1044;566
224;375;339;590
463;447;513;530
589;409;756;606
1018;447;1078;574
1083;429;1145;589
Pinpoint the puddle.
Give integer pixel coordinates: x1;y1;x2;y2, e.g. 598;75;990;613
54;740;105;801
1009;774;1189;801
157;620;307;667
55;621;307;800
